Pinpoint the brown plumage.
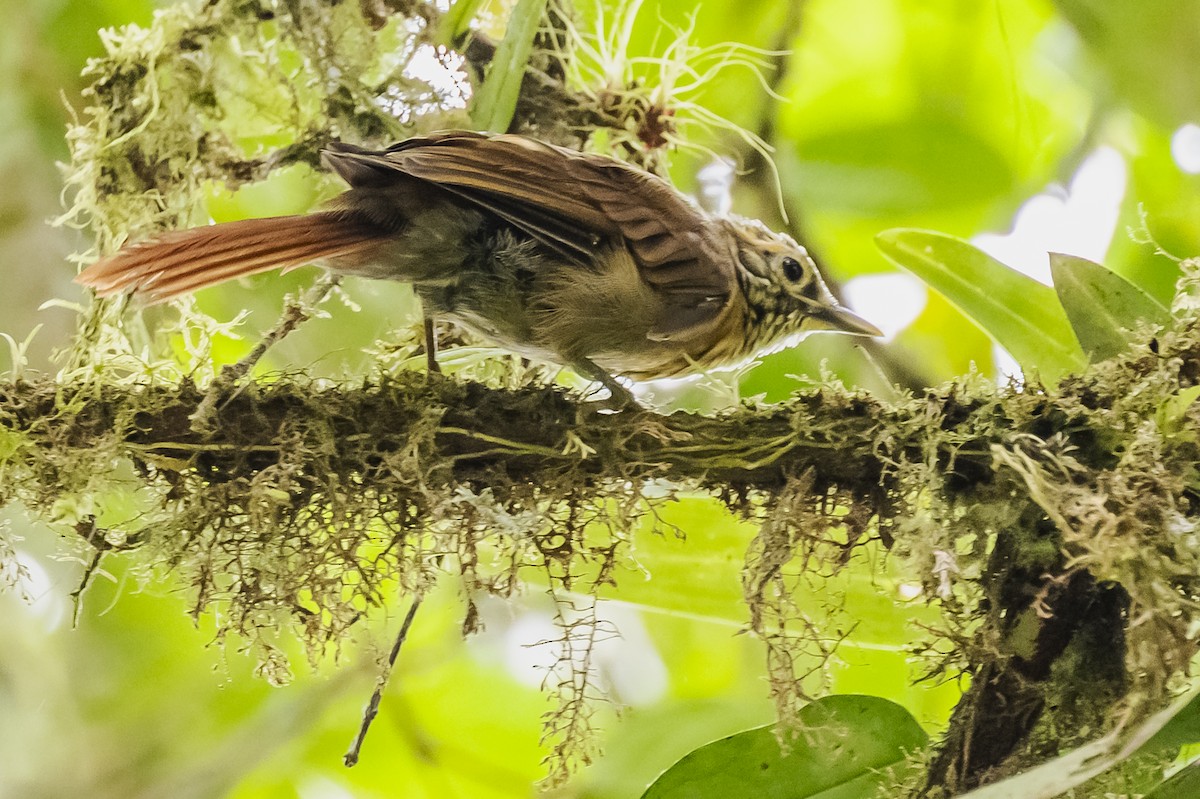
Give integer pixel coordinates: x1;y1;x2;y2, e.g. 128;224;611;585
81;214;386;302
77;131;880;390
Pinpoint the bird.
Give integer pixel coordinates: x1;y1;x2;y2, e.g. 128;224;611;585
76;130;881;402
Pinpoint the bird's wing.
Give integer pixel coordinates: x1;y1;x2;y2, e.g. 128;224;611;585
322;133;736;341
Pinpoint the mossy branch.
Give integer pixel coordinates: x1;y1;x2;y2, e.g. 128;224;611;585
6;319;1200;789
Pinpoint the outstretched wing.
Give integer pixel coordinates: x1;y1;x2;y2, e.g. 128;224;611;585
322;132;736;340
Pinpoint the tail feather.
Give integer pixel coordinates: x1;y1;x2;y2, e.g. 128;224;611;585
76;212;386;303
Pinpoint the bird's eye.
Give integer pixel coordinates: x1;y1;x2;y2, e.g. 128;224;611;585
781;256;805;282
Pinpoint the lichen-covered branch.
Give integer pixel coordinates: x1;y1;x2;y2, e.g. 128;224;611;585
4;325;1200;722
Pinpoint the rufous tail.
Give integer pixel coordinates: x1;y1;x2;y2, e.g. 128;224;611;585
75;212;385;303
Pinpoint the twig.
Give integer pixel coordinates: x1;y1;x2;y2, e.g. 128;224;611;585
70;546;106;628
344;592;425;766
190;275;341;432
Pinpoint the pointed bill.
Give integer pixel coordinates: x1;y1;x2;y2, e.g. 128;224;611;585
811;304;884;337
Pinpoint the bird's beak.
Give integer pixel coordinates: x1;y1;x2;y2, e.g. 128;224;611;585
811;304;884;338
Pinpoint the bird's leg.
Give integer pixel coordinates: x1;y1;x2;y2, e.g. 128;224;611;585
423;315;441;374
572;358;637;409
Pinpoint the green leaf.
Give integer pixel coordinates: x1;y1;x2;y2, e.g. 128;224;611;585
1144;692;1200;754
1049;253;1172;361
1155;386;1200;440
641;695;927;799
468;0;548;133
439;0;487;43
1146;761;1200;799
876;229;1087;381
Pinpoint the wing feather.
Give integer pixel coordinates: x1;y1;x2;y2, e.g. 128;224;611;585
324;133;736;340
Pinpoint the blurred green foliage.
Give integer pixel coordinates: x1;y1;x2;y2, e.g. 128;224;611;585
2;0;1199;796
